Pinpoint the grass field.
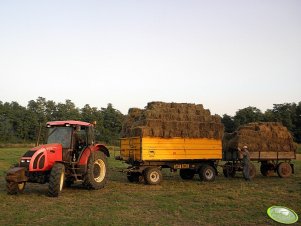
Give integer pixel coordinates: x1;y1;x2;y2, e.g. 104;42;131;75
0;148;300;226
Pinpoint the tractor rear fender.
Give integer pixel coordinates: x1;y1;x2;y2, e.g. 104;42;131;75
6;167;28;183
96;144;110;157
78;144;109;165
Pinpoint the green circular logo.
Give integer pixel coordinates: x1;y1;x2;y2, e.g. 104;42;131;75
267;206;298;224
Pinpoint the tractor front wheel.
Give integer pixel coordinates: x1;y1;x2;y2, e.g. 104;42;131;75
83;152;107;189
48;163;65;197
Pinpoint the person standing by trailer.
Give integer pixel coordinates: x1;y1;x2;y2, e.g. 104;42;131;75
238;146;251;181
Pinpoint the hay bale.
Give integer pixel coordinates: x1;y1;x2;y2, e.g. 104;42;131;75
223;122;296;152
121;102;224;139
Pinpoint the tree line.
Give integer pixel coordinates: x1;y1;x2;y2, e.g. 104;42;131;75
0;97;123;145
0;97;300;144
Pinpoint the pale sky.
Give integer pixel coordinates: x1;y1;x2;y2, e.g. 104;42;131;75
0;0;300;116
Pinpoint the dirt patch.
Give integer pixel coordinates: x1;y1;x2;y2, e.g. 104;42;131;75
122;101;224;139
223;122;297;152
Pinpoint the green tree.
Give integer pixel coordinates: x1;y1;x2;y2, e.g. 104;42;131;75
292;102;301;142
0;101;31;143
80;104;100;123
221;114;235;133
267;103;295;131
234;106;264;128
98;103;124;145
45;100;57;121
0;101;14;142
55;100;81;120
263;103;301;142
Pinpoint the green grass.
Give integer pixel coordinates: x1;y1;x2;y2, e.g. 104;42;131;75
0;148;300;225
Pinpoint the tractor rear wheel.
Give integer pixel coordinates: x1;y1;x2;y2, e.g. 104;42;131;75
7;181;26;195
48;163;65;197
83;152;107;189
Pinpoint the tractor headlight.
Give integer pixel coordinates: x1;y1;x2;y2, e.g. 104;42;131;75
26;160;30;163
21;160;25;163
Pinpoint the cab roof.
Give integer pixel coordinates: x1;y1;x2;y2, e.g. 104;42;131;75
46;120;92;127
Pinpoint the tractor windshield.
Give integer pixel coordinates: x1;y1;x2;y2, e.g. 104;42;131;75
47;127;73;148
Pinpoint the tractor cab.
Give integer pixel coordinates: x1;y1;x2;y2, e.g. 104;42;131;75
46;121;95;162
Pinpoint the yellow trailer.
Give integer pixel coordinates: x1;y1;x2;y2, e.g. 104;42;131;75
118;136;222;184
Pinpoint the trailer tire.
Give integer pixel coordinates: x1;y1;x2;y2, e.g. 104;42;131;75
277;162;292;178
179;169;195;180
48;163;65;197
199;165;215;182
144;167;162;185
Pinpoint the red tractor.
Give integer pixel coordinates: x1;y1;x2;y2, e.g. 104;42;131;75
5;120;109;197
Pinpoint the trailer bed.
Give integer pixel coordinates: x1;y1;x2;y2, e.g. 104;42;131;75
223;150;296;161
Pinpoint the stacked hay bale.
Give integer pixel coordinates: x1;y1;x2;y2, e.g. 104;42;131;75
223;122;296;152
122;102;224;139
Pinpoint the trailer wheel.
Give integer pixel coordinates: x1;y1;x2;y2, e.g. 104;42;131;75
223;163;236;178
277;162;292;178
199;165;215;182
48;163;65;197
144;167;162;185
179;169;195;180
7;181;26;195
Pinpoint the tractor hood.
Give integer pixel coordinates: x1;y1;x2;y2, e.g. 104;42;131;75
31;143;62;152
20;143;63;171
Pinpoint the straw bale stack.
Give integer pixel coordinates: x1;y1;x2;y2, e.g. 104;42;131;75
223;122;296;152
122;102;224;139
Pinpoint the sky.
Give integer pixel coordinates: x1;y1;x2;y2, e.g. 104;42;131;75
0;0;300;116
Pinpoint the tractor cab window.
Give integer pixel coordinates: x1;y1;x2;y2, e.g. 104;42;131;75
47;127;73;148
73;126;87;150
